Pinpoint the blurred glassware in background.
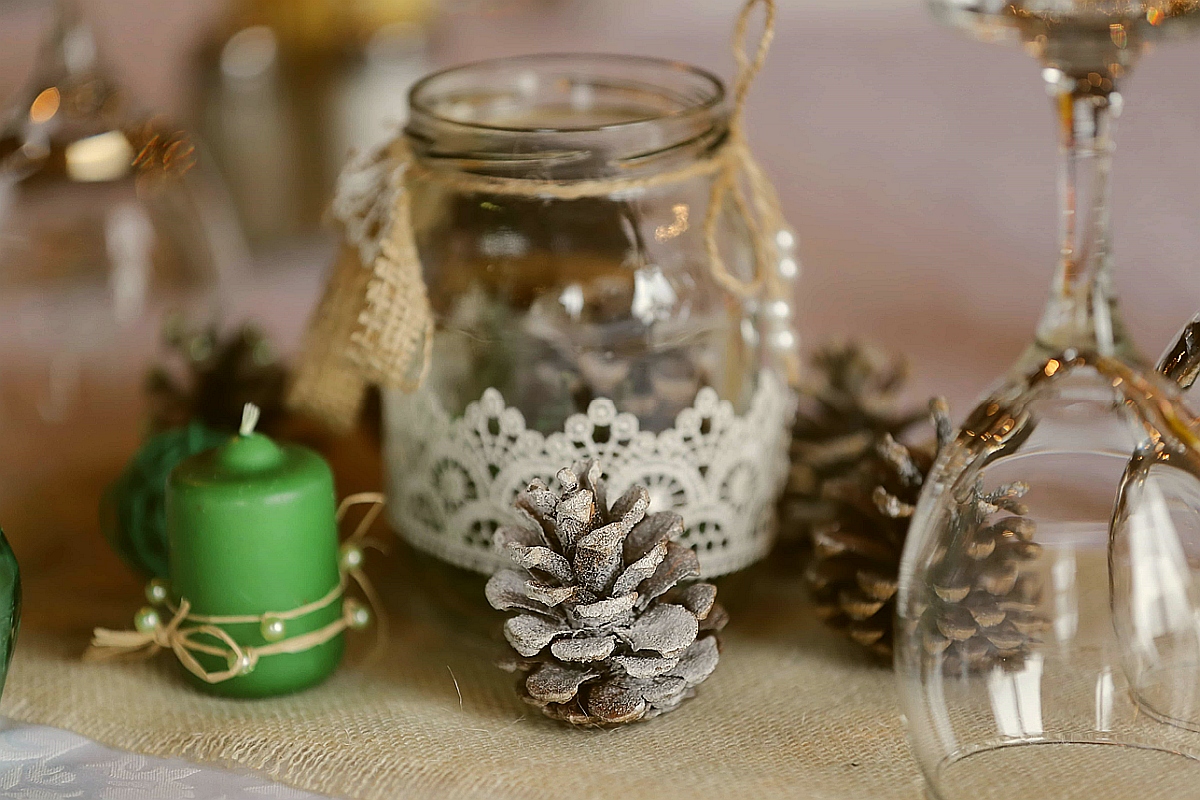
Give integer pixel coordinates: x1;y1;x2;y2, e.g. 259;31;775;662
0;0;246;550
897;2;1200;799
192;0;432;249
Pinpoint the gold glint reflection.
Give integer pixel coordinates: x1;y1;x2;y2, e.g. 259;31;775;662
1110;22;1128;47
132;128;198;176
29;87;60;123
654;204;689;241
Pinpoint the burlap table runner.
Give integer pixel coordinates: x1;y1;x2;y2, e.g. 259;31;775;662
0;515;924;800
6;414;1186;800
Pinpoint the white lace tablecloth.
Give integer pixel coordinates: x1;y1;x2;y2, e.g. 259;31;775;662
0;720;327;800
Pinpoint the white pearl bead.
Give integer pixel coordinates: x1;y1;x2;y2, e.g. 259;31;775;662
345;599;371;630
145;579;169;605
778;257;799;280
772;329;796;350
229;653;254;675
134;607;160;633
340;544;364;571
261;615;286;643
775;229;795;250
768;299;792;320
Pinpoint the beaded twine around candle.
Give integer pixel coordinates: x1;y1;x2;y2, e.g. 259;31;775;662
86;405;385;698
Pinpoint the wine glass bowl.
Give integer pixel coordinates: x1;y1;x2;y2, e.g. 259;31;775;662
899;353;1200;798
1111;439;1200;734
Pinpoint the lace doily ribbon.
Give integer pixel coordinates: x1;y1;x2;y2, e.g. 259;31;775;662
84;494;388;685
384;371;795;578
288;0;798;431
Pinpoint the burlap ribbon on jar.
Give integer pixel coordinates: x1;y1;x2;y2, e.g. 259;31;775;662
289;0;799;431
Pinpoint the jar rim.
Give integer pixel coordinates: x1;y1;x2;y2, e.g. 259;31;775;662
407;52;727;135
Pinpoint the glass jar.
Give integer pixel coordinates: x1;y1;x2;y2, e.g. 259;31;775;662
379;54;798;578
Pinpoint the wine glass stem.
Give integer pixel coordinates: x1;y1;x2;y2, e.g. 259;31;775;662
1035;79;1130;357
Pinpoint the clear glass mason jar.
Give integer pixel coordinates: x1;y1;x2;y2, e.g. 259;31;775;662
381;54;797;578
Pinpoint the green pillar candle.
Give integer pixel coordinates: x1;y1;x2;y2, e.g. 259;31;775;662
166;405;344;697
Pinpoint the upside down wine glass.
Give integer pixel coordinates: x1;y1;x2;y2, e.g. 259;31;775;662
896;2;1200;798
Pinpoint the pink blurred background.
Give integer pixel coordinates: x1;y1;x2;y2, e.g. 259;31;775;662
2;0;1199;413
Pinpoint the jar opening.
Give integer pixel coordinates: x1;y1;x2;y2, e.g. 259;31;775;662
409;53;725;134
405;54;728;178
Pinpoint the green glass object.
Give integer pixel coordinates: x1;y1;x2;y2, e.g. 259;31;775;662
102;422;227;579
0;529;19;701
166;415;343;697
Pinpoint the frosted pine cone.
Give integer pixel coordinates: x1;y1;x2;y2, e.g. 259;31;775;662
486;461;727;727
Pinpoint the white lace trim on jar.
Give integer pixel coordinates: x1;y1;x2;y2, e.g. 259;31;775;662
383;371;796;577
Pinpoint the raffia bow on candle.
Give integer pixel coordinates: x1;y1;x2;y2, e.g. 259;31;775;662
287;0;800;431
85;493;388;684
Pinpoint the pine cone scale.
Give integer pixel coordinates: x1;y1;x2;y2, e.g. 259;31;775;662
505;614;569;657
623;512;682;562
527;663;598;703
638;544;700;607
612;542;669;597
623;604;698;657
574;593;637;624
550;637;616;662
613;653;680;679
525;581;577;607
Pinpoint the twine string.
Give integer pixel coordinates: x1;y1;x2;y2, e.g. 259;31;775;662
731;0;776;143
85;494;388;685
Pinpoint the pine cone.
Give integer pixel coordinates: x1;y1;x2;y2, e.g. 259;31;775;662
146;321;288;435
804;401;944;659
795;343;1045;667
778;343;926;546
486;461;727;727
101;421;227;578
909;479;1047;672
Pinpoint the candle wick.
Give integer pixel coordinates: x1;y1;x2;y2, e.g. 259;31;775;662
240;403;261;437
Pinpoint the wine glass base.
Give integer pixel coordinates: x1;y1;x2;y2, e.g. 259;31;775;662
926;739;1200;800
